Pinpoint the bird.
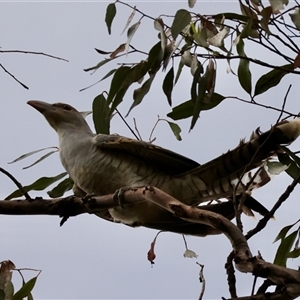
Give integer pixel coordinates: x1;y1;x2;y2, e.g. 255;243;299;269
27;100;300;235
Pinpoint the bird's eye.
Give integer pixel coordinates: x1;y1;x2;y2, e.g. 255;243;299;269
63;104;72;111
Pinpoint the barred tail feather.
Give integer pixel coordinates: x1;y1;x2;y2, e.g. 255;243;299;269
185;118;300;201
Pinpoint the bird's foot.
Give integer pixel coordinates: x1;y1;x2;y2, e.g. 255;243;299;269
113;186;141;208
81;193;96;203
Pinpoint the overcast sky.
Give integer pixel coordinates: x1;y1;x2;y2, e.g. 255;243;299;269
1;1;300;299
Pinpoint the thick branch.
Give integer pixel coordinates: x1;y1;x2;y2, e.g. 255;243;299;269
2;187;300;299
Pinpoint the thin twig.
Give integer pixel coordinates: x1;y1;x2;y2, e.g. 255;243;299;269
227;96;296;117
196;262;205;300
116;108;140;140
0;49;69;62
245;173;300;240
0;63;29;89
0;167;31;200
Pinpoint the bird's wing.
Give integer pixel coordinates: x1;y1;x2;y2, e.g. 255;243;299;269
92;134;200;174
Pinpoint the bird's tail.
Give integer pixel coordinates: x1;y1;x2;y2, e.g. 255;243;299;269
184;118;300;202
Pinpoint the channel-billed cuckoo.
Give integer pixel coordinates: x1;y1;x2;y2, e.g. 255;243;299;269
27;100;300;235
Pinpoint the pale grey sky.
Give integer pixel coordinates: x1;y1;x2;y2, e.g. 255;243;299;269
1;1;300;299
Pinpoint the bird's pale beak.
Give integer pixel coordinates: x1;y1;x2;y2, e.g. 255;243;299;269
27;100;55;114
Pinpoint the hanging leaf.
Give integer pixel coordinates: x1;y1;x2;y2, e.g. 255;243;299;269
287;247;300;259
278;152;300;180
190;65;203;103
148;42;164;74
79;69;117;92
167;93;225;121
121;6;136;35
240;2;258;18
8;147;58;164
171;9;191;40
294;52;300;68
162;67;174;106
105;3;116;35
12;276;37;300
269;0;289;13
261;6;272;36
154;18;167;53
94;48;112;55
289;8;300;30
110;43;126;58
190;75;207;130
47;177;74;198
5;172;68;200
188;0;197;8
167;99;194;120
84;58;114;73
93;94;111;134
125;21;141;53
167;121;182;141
273;219;300;243
106;66;132;104
22;150;59;170
127;74;155;116
207;26;230;50
254;64;294;96
273;230;298;267
175;60;184;84
237;38;252;95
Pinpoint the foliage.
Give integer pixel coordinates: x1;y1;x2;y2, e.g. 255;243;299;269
0;260;40;300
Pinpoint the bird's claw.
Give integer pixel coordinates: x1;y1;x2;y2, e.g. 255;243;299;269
113;186;137;208
81;193;96;203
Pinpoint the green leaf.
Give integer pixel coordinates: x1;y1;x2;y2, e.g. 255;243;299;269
94;48;112;55
100;69;117;81
47;177;74;198
12;277;37;300
84;58;114;73
190;66;203;103
162;67;174;106
278;153;300;179
167;121;182;141
273;230;298;267
27;292;34;300
5;172;68;200
167;93;225;121
287;247;300;259
171;9;191;40
148;42;164;74
8;147;58;164
167;100;194;120
105;3;116;35
174;60;184;84
190;75;207;130
280;146;300;167
254;64;294;96
93;94;111;134
290;8;300;30
273;220;300;243
127;74;155;116
106;66;132;104
79;69;117;92
125;21;141;52
22;150;58;170
237;38;252;95
109;61;149;114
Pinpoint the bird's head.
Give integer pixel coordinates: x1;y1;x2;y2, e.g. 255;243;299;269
27;100;90;133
